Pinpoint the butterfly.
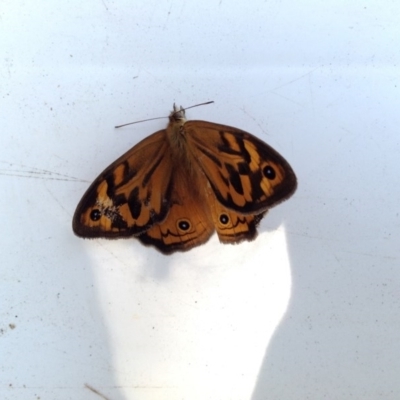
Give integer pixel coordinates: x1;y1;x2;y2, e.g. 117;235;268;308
73;104;297;254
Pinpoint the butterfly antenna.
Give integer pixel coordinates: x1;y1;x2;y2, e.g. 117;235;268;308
115;116;167;129
183;101;214;111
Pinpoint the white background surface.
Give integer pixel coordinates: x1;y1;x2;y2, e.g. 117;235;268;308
2;1;400;399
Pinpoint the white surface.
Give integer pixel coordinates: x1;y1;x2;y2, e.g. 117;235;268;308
1;1;400;399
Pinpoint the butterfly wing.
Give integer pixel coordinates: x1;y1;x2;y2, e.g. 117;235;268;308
206;186;268;243
137;169;214;254
185;120;297;215
73;130;174;238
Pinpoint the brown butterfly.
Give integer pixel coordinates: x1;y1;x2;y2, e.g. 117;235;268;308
73;104;297;254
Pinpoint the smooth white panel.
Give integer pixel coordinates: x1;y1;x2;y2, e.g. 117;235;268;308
1;1;400;399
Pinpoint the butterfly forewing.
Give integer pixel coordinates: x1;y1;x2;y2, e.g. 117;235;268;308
73;129;174;238
185;121;297;214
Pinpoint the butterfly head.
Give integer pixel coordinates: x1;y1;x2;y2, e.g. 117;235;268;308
169;104;187;124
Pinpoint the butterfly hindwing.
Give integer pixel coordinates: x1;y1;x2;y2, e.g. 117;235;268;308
138;170;214;254
206;185;268;243
138;172;268;253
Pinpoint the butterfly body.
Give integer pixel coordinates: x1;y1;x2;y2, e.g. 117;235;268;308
73;105;297;254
